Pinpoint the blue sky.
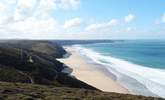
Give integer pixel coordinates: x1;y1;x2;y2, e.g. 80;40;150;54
0;0;165;39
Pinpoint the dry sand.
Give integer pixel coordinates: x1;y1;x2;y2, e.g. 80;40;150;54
57;47;129;94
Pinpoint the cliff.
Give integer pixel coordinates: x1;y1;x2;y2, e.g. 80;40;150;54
0;40;96;89
0;40;163;100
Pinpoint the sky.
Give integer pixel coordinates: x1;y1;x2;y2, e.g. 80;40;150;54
0;0;165;40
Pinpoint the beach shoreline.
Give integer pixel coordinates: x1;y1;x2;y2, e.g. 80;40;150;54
57;46;129;94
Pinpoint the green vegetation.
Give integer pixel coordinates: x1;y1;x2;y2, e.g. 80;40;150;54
0;67;31;83
0;82;163;100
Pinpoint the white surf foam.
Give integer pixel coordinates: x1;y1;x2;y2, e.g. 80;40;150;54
73;45;165;98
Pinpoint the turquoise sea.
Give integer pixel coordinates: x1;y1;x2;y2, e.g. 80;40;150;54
72;40;165;98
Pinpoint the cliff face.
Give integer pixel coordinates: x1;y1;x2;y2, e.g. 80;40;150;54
0;40;96;90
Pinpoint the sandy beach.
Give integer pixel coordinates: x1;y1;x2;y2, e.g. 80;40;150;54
57;47;129;94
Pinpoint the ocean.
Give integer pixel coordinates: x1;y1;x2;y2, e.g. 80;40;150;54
72;40;165;98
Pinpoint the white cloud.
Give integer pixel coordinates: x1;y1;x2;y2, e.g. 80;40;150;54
108;19;119;26
126;27;135;32
13;0;80;21
124;14;135;23
1;0;80;21
7;17;59;33
15;0;80;19
85;23;105;32
14;0;38;21
0;1;142;39
64;17;81;29
85;19;119;32
154;13;165;25
58;0;80;10
0;0;81;38
0;2;8;24
162;13;165;23
0;2;6;12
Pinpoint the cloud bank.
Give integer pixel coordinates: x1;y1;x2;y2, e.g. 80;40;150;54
0;0;163;40
0;0;80;38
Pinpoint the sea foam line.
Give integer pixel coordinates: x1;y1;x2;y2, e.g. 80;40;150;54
72;45;165;98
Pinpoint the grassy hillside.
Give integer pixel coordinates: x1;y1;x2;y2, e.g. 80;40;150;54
0;40;66;58
0;82;163;100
